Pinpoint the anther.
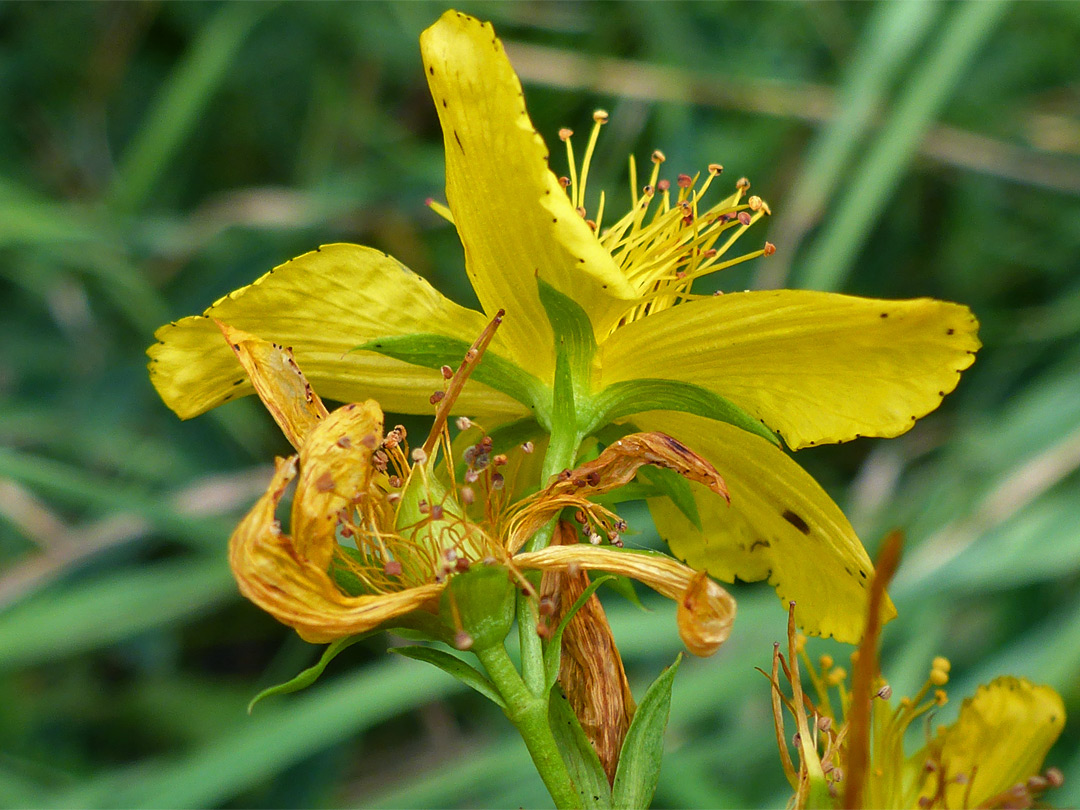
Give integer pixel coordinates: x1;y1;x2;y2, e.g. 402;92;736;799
430;504;444;520
737;211;752;226
460;486;475;505
576;206;587;218
438;364;453;380
934;689;948;705
592;109;609;124
491;473;505;490
455;416;472;431
736;177;750;190
677;173;693;189
464;469;479;484
479;436;494;451
539;596;557;616
493;453;508;466
559;176;571;188
411;447;428;463
817;716;832;732
1046;768;1064;788
454;631;474;650
521;441;534;454
455;557;470;573
573;510;587;524
418;500;430;514
876;684;893;700
588;531;602;545
748;195;763;211
1027;775;1048;790
429;390;445;404
819;654;834;670
932;656;951;673
384;560;403;576
652;149;666;164
559;128;573;142
387;492;401;504
763;241;776;256
388;475;403;488
930;667;949;686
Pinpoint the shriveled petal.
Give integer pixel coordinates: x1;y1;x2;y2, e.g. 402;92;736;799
149;243;528;421
217;322;329;451
420;11;636;380
229;456;443;643
517;544;735;657
600;290;980;450
507;430;727;553
921;677;1066;808
540;521;635;783
636;412;893;643
291;401;383;571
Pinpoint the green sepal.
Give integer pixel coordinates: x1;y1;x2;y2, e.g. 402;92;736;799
536;278;598;391
549;685;613;809
601;574;647;612
589;378;779;446
389;645;505;708
247;634;369;714
543;575;615;694
353;333;546;414
440;564;516;652
636;467;702;530
611;653;683;810
330;546;371;596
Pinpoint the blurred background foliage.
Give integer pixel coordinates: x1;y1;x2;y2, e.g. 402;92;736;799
1;1;1078;807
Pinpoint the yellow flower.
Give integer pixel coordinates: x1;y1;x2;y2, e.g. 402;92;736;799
772;649;1066;809
219;318;734;654
148;10;979;643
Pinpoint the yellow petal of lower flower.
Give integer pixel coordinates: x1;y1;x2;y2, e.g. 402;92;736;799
291;401;383;572
217;321;329;451
229;455;443;644
923;676;1065;808
148;243;528;421
420;11;637;378
600;290;980;450
515;544;735;657
635;412;893;643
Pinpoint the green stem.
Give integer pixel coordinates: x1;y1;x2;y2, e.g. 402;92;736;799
477;643;581;810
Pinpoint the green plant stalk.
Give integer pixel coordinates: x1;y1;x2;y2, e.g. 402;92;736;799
476;643;582;810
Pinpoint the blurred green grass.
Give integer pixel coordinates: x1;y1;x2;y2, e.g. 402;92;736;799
1;2;1078;807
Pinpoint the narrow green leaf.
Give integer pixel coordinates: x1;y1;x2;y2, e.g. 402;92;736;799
536;278;598;389
354;333;546;412
248;635;368;713
390;645;505;708
108;3;269;211
799;0;1011;290
543;575;615;694
588;378;779;446
612;654;682;810
0;558;234;671
601;575;647;612
637;467;701;530
549;686;613;809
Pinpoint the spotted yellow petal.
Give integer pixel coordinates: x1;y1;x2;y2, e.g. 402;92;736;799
420;11;636;380
921;677;1065;808
634;411;892;642
229;455;443;644
291;401;383;571
217;322;329;451
148;243;528;421
600;290;980;450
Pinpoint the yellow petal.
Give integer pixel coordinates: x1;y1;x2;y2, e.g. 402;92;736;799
516;544;735;657
420;11;636;379
229;455;443;643
600;290;980;450
291;401;383;571
217;321;329;451
148;243;528;421
922;677;1065;808
634;412;893;643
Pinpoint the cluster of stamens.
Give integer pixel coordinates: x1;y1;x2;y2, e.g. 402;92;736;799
559;110;776;332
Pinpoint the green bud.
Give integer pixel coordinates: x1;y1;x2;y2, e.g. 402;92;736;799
440;564;516;652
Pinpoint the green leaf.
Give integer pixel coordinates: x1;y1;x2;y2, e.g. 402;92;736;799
549;686;613;809
354;333;546;413
543;575;615;694
390;645;505;708
588;378;780;446
636;467;701;531
248;635;368;714
536;278;598;390
612;654;682;810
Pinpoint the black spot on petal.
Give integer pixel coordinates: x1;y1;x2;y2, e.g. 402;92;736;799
782;510;810;534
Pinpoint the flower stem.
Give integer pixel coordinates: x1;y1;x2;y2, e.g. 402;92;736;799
477;643;581;810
